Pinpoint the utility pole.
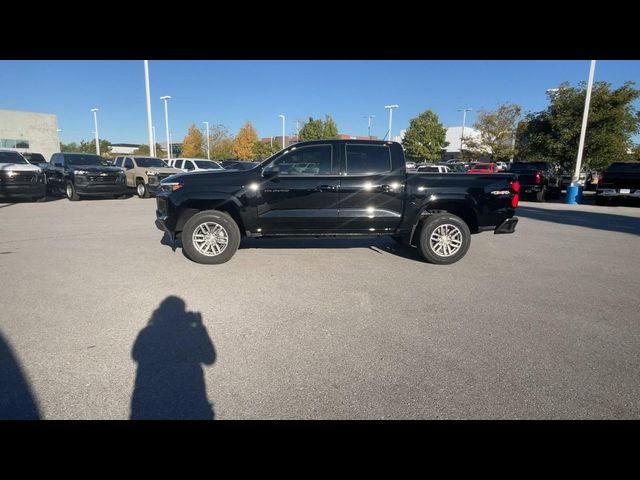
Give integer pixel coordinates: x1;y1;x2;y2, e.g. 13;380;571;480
144;61;155;157
384;105;398;141
458;108;472;157
365;115;375;139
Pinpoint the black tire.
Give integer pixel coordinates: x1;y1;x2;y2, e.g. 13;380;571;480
65;181;80;201
136;180;149;198
535;186;547;202
418;213;471;265
181;210;241;265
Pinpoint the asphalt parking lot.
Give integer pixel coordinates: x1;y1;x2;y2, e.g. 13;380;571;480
1;193;640;419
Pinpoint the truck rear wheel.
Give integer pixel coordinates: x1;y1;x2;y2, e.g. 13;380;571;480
182;210;241;264
418;213;471;265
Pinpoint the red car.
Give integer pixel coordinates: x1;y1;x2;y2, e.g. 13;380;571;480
467;163;498;173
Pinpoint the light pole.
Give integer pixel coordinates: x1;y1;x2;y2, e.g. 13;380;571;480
91;108;100;155
144;61;155;157
365;115;375;139
458;108;472;157
567;60;597;204
278;114;285;149
203;121;210;159
384;105;398;141
160;96;172;160
152;126;157;154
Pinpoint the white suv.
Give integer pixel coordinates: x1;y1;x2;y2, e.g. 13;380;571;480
168;158;224;172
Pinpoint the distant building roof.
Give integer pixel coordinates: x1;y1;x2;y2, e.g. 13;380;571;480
111;143;141;148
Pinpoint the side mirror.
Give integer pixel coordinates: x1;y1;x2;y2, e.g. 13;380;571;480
263;166;279;179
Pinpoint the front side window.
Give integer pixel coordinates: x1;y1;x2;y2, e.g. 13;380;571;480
345;144;392;176
269;145;332;176
124;158;134;169
195;161;222;170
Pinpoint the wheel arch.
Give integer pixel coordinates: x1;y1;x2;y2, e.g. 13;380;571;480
176;198;246;237
408;199;479;247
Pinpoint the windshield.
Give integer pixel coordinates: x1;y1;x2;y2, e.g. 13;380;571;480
509;162;548;172
0;151;28;164
134;157;168;168
606;163;640;173
195;161;222;169
65;154;108;166
26;153;46;164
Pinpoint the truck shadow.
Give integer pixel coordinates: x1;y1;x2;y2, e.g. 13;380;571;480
130;296;216;420
517;206;640;236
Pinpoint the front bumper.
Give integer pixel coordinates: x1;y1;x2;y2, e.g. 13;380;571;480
0;183;47;199
75;183;128;196
494;216;518;234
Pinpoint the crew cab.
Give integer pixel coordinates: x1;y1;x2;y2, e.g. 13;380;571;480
508;161;562;201
596;162;640;205
113;156;181;198
45;152;127;201
155;140;519;265
0;149;47;201
168;158;224;172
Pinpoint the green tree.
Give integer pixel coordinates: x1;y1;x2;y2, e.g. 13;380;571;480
518;81;640;171
252;140;281;161
181;124;206;158
63;139;112;156
464;103;521;161
132;144;151;155
299;117;325;140
60;142;81;152
323;115;339;139
212;137;236;160
401;110;448;162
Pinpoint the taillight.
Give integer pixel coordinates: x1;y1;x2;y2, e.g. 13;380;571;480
597;175;603;187
510;180;520;208
534;171;542;184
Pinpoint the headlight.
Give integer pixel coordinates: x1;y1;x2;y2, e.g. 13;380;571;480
74;170;89;175
6;170;16;177
159;182;183;193
146;170;159;176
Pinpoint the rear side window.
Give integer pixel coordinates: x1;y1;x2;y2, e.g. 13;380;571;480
175;160;183;169
345;144;392;175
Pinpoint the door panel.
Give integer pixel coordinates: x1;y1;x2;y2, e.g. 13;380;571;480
337;144;405;232
256;144;340;233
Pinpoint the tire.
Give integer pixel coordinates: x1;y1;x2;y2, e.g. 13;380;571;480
181;210;241;265
418;213;471;265
136;180;149;198
535;186;547;202
65;181;80;201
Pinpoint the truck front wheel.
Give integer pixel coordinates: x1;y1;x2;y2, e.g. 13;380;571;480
418;213;471;265
66;181;80;201
182;210;241;264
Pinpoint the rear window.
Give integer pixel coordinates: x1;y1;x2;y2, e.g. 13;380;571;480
606;163;640;173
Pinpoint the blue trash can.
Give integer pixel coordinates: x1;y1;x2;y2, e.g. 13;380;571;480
566;184;583;204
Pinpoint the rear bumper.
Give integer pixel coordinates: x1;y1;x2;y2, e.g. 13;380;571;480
494;216;518;234
597;189;640;198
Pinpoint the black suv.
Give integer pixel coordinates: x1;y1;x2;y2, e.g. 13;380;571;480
46;153;127;201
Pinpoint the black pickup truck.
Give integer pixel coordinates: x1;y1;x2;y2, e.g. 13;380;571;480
508;161;562;201
155;140;520;265
596;162;640;205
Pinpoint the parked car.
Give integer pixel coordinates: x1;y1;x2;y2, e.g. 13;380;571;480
112;155;182;198
495;161;508;171
416;165;451;173
596;162;640;205
155;139;519;265
219;160;259;171
22;152;48;166
561;170;587;189
405;161;417;172
508;161;562;202
46;153;127;201
0;149;47;201
467;163;499;173
169;158;224;172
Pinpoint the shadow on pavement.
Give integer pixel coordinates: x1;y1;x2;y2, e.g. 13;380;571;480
517;206;640;236
0;330;41;420
130;296;216;420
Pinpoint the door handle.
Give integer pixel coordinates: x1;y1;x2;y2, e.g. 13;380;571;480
316;185;336;192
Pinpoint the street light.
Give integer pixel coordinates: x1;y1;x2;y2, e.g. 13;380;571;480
160;96;172;159
458;108;472;157
365;115;375;139
152;126;157;154
384;105;398;141
91;108;100;155
567;60;597;204
278;115;285;149
203;121;210;159
144;61;155;157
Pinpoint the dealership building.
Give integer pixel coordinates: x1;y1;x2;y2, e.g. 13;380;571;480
0;108;60;162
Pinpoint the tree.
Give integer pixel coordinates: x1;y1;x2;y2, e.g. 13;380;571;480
233;122;258;160
212;137;236;160
299;116;340;141
252;140;281;161
517;81;640;171
61;139;111;156
464;103;521;161
181;124;206;158
401;110;448;162
132;144;151;155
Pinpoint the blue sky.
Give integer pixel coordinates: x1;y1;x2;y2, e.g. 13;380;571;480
1;60;639;145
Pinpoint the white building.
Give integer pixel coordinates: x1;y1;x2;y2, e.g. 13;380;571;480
0;109;60;162
442;126;488;161
110;143;141;154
